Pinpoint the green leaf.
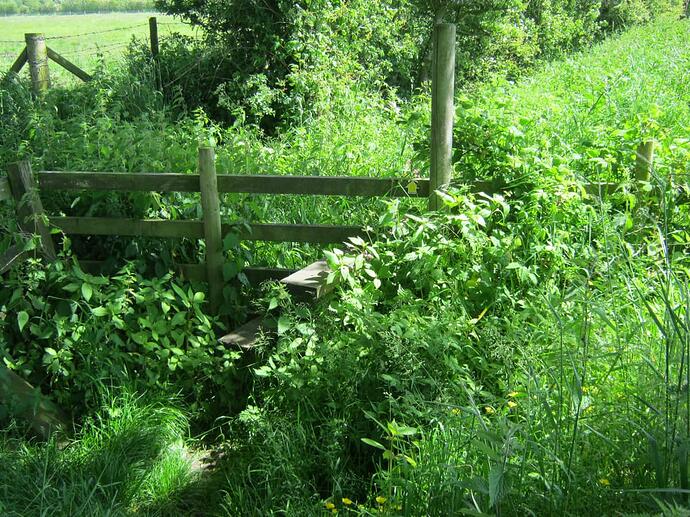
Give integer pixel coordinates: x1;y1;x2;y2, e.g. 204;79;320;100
91;307;109;317
193;292;206;303
17;311;29;332
81;283;93;302
278;316;291;335
361;438;386;450
489;464;505;508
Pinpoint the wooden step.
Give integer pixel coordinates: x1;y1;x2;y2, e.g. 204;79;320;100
218;260;334;350
218;317;267;350
279;260;332;300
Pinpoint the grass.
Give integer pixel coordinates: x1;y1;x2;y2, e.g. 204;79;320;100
454;14;690;184
0;12;199;85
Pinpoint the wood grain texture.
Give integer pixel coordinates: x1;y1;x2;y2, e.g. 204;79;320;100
47;47;93;82
51;216;364;244
37;171;430;197
280;260;332;300
8;161;56;260
9;47;27;74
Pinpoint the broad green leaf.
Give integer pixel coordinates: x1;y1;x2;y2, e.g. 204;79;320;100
17;311;29;332
81;283;93;302
361;438;386;450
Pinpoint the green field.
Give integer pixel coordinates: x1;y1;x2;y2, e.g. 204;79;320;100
0;13;199;85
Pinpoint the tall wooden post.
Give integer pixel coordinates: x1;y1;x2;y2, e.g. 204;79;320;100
199;147;224;314
149;17;159;58
25;33;50;95
429;23;456;211
635;140;655;182
7;160;56;260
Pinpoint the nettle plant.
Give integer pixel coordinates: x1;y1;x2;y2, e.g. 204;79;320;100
0;239;239;413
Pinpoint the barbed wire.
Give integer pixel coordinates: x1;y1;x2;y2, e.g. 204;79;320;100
45;23;146;40
58;42;131;57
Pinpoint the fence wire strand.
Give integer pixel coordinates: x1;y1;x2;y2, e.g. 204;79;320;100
45;23;146;40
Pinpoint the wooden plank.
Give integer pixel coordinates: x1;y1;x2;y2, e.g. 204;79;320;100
51;217;203;238
0;177;12;202
280;260;332;300
8;161;56;260
0;245;30;275
51;217;361;244
0;362;71;439
218;317;269;350
38;172;200;192
46;47;93;82
80;260;295;284
226;223;365;244
36;171;430;198
9;47;27;74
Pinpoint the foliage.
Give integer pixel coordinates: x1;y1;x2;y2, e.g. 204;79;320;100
0;240;240;415
150;0;681;128
0;0;154;15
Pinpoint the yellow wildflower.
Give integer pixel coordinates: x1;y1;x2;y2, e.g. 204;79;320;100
342;498;353;506
451;408;461;415
376;496;387;504
507;400;518;409
484;406;495;415
599;478;610;486
508;391;519;398
325;502;336;509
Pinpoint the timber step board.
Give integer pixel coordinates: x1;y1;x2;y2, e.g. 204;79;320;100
219;317;271;350
279;260;332;300
219;260;334;350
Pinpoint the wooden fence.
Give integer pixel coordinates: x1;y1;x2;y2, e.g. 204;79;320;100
1;22;684;314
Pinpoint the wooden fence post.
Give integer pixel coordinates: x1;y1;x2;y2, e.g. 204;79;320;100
199;147;224;314
25;33;50;95
429;23;456;211
149;17;159;58
7;160;56;260
635;140;655;182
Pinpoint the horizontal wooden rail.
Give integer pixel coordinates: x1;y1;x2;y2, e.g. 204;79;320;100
0;177;11;202
37;171;430;198
79;260;294;284
50;217;365;244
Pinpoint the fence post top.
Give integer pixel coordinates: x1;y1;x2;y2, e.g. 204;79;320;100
24;33;45;40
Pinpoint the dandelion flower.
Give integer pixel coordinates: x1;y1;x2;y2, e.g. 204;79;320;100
508;391;519;398
599;478;610;486
451;408;461;415
484;406;495;415
376;496;387;504
325;502;336;509
342;498;353;506
507;400;518;409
